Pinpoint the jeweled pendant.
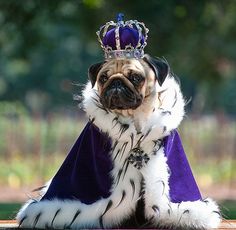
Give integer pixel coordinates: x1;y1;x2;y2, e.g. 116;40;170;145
128;147;150;169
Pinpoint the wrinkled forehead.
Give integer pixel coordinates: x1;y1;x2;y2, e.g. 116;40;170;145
100;59;145;76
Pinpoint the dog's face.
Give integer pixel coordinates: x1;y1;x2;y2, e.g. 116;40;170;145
89;54;169;111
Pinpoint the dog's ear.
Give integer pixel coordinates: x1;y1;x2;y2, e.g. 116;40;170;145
143;54;169;86
88;62;104;87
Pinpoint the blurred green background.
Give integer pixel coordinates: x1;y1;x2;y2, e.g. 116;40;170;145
0;0;236;220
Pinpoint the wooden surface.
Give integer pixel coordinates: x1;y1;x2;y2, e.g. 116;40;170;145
0;220;236;229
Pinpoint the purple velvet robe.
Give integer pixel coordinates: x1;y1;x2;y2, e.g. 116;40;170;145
42;122;201;204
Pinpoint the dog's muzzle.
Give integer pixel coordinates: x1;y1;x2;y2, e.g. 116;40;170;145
100;78;143;110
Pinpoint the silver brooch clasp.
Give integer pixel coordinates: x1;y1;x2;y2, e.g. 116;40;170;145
128;147;150;169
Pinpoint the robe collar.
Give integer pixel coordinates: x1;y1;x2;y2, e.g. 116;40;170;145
82;75;185;144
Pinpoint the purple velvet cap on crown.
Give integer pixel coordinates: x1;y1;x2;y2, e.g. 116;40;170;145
102;26;145;50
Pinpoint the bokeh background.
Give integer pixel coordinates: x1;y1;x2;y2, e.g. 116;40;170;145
0;0;235;220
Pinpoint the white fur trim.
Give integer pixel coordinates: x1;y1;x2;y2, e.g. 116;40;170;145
141;149;221;229
166;198;221;229
17;161;143;229
140;76;185;141
82;74;185;143
38;180;51;197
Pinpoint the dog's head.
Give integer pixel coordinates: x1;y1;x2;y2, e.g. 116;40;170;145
88;54;169;111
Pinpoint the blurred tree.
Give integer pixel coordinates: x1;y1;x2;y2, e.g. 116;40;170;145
0;0;235;114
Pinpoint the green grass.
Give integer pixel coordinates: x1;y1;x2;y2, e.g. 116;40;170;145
220;200;236;219
0;203;21;220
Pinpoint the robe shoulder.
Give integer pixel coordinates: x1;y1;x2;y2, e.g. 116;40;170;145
42;122;113;204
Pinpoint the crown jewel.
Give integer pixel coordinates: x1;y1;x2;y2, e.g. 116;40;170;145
96;13;149;59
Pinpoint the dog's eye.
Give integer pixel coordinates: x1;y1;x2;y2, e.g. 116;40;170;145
99;74;108;84
129;74;143;84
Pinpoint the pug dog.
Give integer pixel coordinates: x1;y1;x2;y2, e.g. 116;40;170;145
89;55;168;122
17;54;221;229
